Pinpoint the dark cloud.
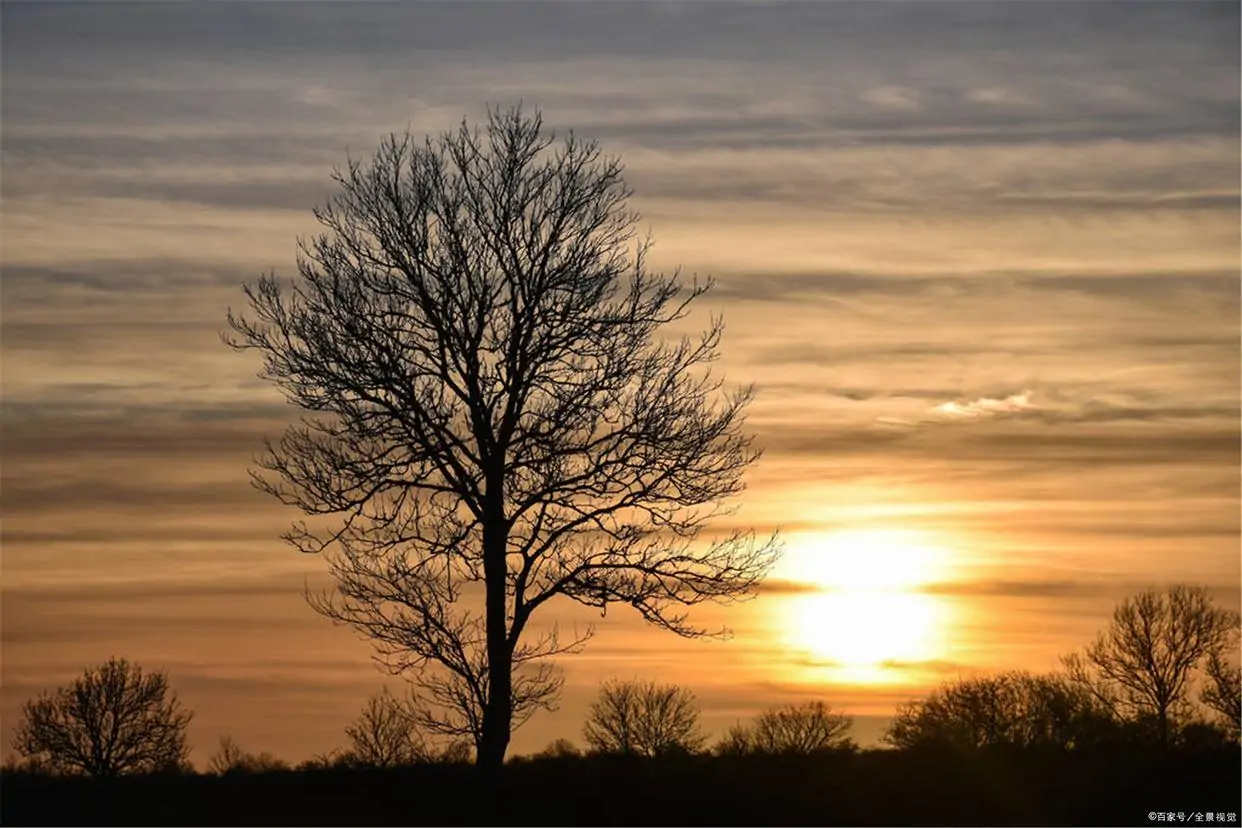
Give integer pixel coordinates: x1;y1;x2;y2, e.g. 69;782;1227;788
0;478;267;517
0;259;258;294
920;579;1115;599
756;578;822;595
1;414;274;461
711;270;1239;304
7;2;1234;79
4;173;337;214
758;421;1241;470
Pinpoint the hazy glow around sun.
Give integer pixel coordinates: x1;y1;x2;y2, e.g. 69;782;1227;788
775;527;958;685
783;527;951;592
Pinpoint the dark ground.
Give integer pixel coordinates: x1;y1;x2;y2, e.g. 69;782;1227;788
3;746;1239;826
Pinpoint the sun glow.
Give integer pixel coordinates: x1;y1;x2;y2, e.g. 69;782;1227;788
775;528;957;685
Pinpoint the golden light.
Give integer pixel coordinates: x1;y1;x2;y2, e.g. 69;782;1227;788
774;527;957;685
785;528;947;591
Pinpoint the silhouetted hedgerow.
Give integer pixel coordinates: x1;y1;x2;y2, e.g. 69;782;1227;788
3;743;1238;826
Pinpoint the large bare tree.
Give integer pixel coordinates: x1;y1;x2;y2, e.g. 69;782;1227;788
226;106;777;771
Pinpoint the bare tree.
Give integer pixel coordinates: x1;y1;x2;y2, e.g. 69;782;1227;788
532;737;582;759
12;657;193;777
345;688;430;767
207;735;290;774
731;701;855;755
1200;627;1240;742
583;679;706;757
206;734;246;775
1063;584;1239;748
225;105;777;770
883;671;1116;751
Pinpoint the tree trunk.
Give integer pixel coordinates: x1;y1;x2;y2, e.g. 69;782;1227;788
477;504;512;776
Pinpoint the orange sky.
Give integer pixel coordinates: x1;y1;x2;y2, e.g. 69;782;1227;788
2;2;1239;765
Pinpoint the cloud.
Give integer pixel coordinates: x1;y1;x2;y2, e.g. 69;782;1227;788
918;579;1108;599
756;578;823;595
709;269;1239;305
928;390;1036;421
860;85;922;112
908;390;1239;428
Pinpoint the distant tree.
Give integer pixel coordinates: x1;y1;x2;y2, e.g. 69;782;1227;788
884;671;1115;751
583;680;706;757
206;735;246;774
11;657;193;777
206;735;290;774
296;748;361;772
1200;627;1240;743
345;688;429;767
431;739;475;764
0;753;52;776
1063;584;1239;748
225;104;778;772
723;701;855;755
713;723;757;757
533;737;582;759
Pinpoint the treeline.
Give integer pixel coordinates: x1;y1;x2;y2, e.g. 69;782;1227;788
3;584;1239;825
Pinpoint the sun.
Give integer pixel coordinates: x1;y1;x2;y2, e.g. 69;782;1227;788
782;527;948;592
773;527;956;684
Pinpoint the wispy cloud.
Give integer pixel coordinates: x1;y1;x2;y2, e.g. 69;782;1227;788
928;390;1036;421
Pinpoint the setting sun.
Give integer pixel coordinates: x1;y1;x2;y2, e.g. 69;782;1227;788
774;528;958;684
782;528;951;592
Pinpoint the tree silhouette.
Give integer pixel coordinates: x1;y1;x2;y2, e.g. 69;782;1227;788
883;671;1115;751
1063;584;1239;748
719;701;854;755
206;735;290;774
582;679;706;757
1200;627;1240;742
12;658;192;777
225;105;777;770
345;688;429;767
532;737;582;759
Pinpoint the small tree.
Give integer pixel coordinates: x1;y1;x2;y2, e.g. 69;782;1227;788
225;105;778;771
1200;628;1241;743
12;658;193;777
532;737;581;759
207;735;289;774
583;679;706;757
732;701;854;755
1063;584;1239;748
345;688;429;767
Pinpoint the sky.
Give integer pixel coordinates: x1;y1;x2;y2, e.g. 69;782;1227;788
2;1;1239;765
